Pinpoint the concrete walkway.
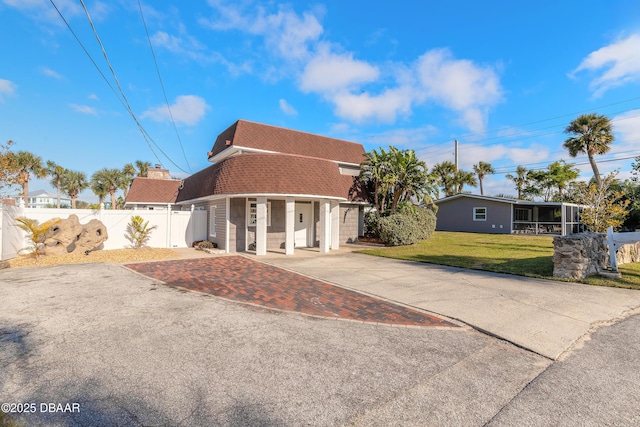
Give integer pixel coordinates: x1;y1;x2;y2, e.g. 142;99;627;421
259;250;640;359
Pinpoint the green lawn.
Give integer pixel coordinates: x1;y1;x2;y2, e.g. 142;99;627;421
356;231;640;290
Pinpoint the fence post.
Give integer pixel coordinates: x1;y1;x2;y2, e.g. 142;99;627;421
166;204;172;248
607;226;618;272
191;204;195;245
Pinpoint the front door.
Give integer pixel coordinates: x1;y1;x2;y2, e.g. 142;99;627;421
294;203;311;247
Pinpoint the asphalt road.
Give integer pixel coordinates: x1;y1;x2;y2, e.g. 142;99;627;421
0;261;639;426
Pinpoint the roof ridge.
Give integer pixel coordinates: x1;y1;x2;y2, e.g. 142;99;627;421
236;119;362;147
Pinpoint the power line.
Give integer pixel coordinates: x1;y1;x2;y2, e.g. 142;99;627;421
50;0;189;174
426;107;640;158
137;0;192;173
427;95;640;150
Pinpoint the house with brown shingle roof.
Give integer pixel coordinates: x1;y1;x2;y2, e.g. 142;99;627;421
124;167;182;210
126;120;369;255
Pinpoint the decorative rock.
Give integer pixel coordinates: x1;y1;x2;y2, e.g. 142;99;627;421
42;214;108;255
552;233;608;279
553;232;639;279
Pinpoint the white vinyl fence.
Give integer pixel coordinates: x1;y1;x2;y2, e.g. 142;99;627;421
0;202;207;261
606;226;640;272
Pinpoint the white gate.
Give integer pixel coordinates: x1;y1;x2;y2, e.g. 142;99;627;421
1;203;23;261
170;210;207;248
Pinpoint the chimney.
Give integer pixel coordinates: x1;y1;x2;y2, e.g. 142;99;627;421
147;166;169;179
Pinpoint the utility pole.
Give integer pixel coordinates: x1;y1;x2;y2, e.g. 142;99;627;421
454;139;459;172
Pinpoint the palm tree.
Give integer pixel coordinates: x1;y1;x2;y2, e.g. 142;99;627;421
61;170;88;209
13;151;46;207
453;170;477;194
387;147;430;213
91;168;122;209
431;161;457;197
506;166;528;199
90;176;108;206
473;161;495;196
563;113;614;186
121;163;136;200
46;160;66;208
135;160;151;177
360;147;392;218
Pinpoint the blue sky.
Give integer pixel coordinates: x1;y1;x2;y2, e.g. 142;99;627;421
2;0;640;201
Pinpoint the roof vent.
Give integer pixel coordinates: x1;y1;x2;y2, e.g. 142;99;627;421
225;139;231;146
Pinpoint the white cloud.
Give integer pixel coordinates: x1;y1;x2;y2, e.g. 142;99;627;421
202;2;323;62
0;79;17;102
202;3;503;132
415;48;503;133
332;88;413;124
2;0;81;24
69;104;97;115
300;48;379;93
278;99;297;116
571;33;640;97
42;67;63;80
151;30;250;75
141;95;209;126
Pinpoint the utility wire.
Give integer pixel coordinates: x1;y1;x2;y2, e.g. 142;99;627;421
51;0;189;174
427;95;640;149
137;0;192;173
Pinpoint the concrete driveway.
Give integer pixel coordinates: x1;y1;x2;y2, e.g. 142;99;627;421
2;253;640;426
0;262;547;426
261;251;640;360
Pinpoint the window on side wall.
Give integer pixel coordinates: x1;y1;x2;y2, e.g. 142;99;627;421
473;207;487;221
247;201;271;227
209;206;216;237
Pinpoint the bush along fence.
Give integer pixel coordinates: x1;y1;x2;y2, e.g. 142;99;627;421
553;230;640;279
0;202;208;261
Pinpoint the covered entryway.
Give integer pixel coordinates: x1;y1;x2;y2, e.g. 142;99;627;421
294;202;312;247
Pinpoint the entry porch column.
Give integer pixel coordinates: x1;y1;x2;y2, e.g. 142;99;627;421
285;197;295;255
256;197;267;256
319;199;331;253
330;201;340;250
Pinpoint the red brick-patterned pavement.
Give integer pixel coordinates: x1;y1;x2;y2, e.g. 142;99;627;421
125;256;456;327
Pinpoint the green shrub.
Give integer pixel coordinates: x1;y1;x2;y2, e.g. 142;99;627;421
125;215;157;249
363;210;379;237
15;216;61;259
197;241;217;249
378;206;437;246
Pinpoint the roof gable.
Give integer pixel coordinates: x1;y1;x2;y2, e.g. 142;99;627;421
208;120;365;165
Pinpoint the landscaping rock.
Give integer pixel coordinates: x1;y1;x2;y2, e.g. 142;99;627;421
42;214;108;256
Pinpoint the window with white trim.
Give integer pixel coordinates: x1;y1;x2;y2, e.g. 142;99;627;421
473;207;487;221
247;201;271;227
209;206;217;237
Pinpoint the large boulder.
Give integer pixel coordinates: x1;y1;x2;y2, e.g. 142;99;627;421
43;215;108;255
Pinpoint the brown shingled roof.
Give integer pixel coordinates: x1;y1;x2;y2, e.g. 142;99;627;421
125;177;182;204
208;120;365;165
176;153;363;203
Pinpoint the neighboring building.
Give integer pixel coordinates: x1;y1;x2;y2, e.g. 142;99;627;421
10;189;71;208
435;194;583;236
124;167;182;210
124;178;182;211
125;119;369;255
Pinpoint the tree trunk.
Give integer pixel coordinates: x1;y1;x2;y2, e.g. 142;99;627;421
588;154;602;187
110;192;117;210
56;178;61;209
479;178;484;196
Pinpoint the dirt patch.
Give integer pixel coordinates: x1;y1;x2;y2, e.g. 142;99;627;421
6;248;182;269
